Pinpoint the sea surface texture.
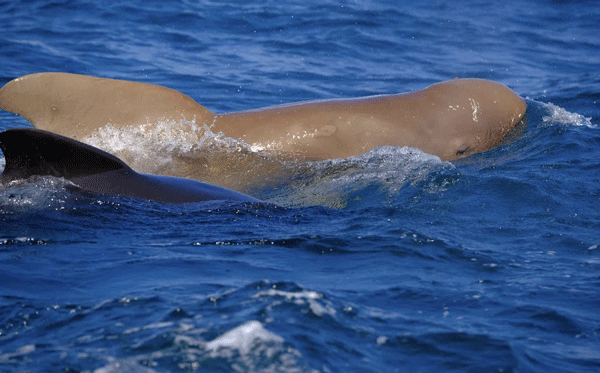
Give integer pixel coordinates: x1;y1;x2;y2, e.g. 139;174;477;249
1;1;599;372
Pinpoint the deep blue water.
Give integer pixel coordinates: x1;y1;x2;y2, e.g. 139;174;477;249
1;0;600;372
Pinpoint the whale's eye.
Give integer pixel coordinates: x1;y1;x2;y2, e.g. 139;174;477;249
456;147;471;156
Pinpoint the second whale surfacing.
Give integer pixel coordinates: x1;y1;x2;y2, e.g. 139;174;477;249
0;73;526;191
0;128;259;204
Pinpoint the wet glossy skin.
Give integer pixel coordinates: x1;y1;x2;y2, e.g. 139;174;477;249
0;73;526;162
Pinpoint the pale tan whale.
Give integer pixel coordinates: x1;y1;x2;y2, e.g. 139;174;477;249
0;72;526;191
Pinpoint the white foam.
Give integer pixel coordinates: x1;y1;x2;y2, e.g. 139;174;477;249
252;289;336;317
541;102;595;128
83;118;252;175
201;320;310;373
205;320;284;356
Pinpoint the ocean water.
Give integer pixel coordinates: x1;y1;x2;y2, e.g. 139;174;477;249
1;0;599;372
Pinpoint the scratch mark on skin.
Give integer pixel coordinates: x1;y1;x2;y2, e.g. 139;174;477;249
469;98;480;123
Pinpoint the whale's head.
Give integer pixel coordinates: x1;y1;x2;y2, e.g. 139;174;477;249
420;79;527;161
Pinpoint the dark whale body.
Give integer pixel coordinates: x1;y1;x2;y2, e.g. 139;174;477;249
0;128;259;204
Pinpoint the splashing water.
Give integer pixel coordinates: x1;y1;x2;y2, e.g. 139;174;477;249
540;102;594;128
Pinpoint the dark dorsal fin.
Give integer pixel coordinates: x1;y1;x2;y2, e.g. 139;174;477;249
0;128;129;183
